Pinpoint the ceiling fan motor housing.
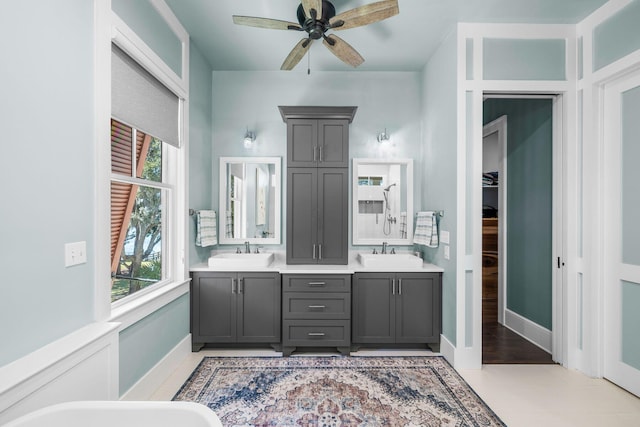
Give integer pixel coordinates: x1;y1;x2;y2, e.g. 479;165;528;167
297;1;336;39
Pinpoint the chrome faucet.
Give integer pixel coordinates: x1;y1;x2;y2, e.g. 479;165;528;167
244;241;250;253
381;242;388;254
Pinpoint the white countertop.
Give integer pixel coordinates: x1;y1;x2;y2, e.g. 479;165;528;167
190;251;445;274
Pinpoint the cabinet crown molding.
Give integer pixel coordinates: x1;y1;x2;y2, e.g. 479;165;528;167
279;106;358;123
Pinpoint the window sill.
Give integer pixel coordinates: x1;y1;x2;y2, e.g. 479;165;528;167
110;278;190;330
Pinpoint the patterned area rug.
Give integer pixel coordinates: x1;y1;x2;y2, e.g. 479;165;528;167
173;356;505;427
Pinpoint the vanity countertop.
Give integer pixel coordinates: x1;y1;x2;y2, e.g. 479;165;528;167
190;252;445;274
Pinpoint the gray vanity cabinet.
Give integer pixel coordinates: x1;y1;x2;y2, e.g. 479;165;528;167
190;271;281;351
286;119;349;168
286;168;348;264
352;272;441;348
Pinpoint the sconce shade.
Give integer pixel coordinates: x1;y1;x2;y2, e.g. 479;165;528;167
244;128;255;148
377;128;390;143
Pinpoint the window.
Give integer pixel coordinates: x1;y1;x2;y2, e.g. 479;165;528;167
110;119;174;302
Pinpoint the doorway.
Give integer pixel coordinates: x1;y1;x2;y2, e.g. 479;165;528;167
481;96;558;364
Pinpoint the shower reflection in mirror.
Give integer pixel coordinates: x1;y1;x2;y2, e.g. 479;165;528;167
353;158;413;245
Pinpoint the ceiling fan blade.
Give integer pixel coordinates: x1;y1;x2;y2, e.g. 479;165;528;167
322;34;364;68
302;0;323;20
232;15;302;31
329;0;399;31
281;38;314;70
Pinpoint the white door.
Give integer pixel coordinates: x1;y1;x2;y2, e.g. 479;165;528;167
603;72;640;397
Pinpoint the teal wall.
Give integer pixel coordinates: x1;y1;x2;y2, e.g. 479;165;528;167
421;30;458;346
483;38;566;81
189;43;214;266
0;0;96;367
483;98;553;330
210;70;423;251
119;294;189;394
112;0;182;77
593;0;640;72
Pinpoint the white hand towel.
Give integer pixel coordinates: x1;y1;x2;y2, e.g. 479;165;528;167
414;211;438;248
196;210;217;247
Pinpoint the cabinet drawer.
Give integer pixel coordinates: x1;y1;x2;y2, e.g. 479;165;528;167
283;275;351;292
283;320;350;347
283;292;351;320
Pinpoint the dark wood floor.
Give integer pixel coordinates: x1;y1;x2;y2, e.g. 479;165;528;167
482;322;555;364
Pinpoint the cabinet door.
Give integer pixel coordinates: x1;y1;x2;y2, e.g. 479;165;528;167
287;168;318;264
192;273;236;343
236;273;281;343
287;119;318;167
395;273;441;343
352;273;395;343
317;168;348;264
318;120;349;167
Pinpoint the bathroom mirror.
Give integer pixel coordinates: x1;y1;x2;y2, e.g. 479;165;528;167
352;158;413;245
219;157;281;244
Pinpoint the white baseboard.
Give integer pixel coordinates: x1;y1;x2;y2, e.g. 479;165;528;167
504;309;552;353
0;322;120;425
440;334;456;365
120;334;191;401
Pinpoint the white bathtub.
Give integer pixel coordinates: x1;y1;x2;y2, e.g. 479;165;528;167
3;401;222;427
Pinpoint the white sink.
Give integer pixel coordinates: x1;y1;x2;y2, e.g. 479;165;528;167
357;253;423;269
208;252;274;269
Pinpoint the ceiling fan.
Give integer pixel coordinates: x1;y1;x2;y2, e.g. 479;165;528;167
232;0;399;70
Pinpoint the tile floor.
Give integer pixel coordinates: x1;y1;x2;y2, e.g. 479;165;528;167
151;349;640;427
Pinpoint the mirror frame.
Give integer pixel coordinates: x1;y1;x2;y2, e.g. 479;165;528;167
219;157;282;245
352;158;414;246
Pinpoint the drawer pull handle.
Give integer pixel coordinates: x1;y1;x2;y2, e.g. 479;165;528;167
308;332;326;337
308;282;326;286
308;305;326;310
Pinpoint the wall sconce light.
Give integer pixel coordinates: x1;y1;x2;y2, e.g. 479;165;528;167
243;128;255;148
377;128;390;143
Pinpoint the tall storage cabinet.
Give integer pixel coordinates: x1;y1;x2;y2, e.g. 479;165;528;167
279;106;357;265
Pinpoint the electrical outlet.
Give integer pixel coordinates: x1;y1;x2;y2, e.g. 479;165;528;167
444;245;450;260
65;241;87;267
440;230;450;245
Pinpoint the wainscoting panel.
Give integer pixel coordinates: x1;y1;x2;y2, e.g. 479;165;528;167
0;322;119;424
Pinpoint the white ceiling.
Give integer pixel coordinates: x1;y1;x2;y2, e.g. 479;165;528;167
164;0;608;72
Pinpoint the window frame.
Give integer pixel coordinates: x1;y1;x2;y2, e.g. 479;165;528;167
109;124;176;307
95;3;190;328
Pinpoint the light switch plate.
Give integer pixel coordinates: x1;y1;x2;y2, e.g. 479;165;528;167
65;241;87;267
440;230;450;245
444;245;450;260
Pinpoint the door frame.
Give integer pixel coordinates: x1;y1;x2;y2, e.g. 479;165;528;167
479;93;565;364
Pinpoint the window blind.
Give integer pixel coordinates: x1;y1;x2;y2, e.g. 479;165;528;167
111;44;180;148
